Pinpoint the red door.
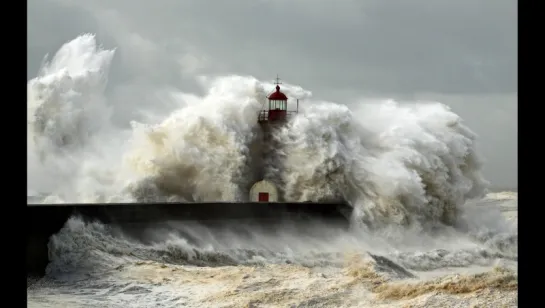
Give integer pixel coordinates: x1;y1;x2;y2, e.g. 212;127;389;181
258;192;269;202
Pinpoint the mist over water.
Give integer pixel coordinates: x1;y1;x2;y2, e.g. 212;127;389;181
28;35;516;307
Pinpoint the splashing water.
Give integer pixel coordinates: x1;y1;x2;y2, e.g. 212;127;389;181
28;34;489;229
28;34;515;308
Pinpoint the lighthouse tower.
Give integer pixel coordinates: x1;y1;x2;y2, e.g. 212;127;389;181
249;76;298;202
257;76;296;123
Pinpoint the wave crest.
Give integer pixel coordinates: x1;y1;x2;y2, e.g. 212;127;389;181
28;34;489;229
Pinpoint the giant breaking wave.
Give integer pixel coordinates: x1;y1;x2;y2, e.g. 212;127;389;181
27;34;489;229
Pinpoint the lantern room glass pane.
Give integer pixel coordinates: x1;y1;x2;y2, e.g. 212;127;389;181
269;99;288;110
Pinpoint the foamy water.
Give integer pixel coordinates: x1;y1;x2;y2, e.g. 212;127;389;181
27;35;517;307
28;192;517;307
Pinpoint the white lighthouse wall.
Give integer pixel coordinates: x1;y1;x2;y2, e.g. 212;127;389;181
249;180;279;202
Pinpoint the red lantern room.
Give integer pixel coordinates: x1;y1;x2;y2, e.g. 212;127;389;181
258;75;297;123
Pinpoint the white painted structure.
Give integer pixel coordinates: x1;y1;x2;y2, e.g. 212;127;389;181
249;180;279;202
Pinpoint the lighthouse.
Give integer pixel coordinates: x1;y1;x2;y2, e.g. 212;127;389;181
257;76;294;123
249;76;298;202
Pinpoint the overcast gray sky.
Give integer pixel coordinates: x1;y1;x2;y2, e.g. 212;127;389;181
27;0;517;188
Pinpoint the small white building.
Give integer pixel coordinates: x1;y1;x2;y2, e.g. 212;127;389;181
249;180;279;202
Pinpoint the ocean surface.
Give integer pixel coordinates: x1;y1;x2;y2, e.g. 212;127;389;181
27;35;517;307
